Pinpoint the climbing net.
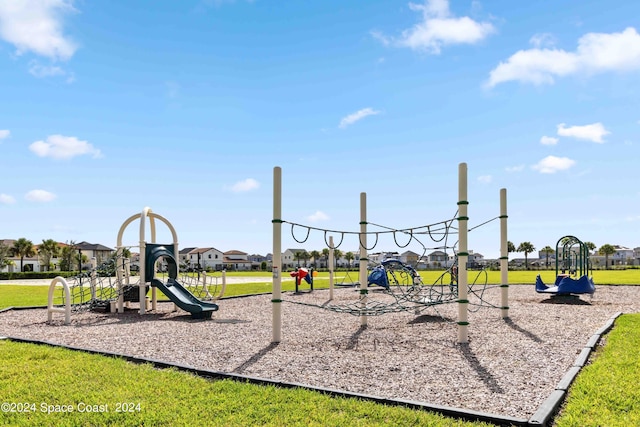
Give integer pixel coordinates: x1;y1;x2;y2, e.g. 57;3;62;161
172;270;225;301
58;259;144;312
279;210;502;317
59;260;226;312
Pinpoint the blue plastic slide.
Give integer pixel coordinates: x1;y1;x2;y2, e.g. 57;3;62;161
535;274;595;296
151;278;219;319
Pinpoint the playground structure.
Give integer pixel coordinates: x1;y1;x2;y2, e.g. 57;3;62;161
272;163;510;344
535;235;596;296
47;208;222;324
290;267;314;293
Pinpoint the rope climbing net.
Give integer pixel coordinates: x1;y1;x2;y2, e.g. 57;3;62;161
58;258;145;312
59;260;225;312
280;213;503;318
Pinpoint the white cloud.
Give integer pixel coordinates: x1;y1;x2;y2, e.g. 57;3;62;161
370;31;391;46
0;129;9;140
0;0;78;61
229;178;260;192
477;175;492;184
307;210;330;223
29;135;102;160
29;61;75;82
376;0;495;54
25;189;56;202
28;61;67;78
339;108;380;129
531;156;576;174
0;193;16;204
557;122;610;143
540;136;559;145
529;33;556;49
505;164;525;173
487;27;640;87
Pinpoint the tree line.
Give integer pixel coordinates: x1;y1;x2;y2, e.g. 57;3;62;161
290;249;357;268
508;240;620;269
0;238;89;272
0;237;626;273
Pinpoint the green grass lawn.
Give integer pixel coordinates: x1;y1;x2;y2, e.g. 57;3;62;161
0;340;493;427
553;313;640;427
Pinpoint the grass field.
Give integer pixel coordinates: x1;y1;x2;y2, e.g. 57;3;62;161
1;270;640;426
205;268;640;285
0;340;494;427
2;269;639;311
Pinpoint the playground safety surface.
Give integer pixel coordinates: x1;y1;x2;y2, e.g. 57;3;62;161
2;284;640;421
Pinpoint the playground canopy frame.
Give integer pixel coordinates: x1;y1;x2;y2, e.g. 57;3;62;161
555;235;592;278
116;207;179;314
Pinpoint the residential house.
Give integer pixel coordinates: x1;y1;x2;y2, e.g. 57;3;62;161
591;245;635;268
282;248;308;269
611;245;634;266
468;251;485;268
76;241;115;267
537;249;556;268
424;250;450;269
223;250;252;271
248;254;267;270
1;239;114;272
369;252;400;265
179;247;196;268
399;250;420;267
188;247;224;271
0;238;39;272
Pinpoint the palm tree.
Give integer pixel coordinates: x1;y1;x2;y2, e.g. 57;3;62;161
584;241;596;255
310;250;321;269
59;241;77;272
0;242;12;270
507;241;516;254
294;250;308;268
301;251;311;268
517;241;536;269
344;251;355;269
321;248;330;269
540;246;555;268
38;239;60;271
11;238;35;272
598;244;616;269
333;249;343;268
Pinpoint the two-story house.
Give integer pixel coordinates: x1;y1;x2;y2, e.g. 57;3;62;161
188;247;224;271
223;250;252;271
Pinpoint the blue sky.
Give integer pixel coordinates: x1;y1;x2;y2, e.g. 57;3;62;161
1;0;639;260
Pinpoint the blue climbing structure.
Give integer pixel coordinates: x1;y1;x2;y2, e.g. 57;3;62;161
535;235;595;296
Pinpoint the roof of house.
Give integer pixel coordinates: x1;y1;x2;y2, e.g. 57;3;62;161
284;248;306;254
188;247;220;255
223;257;252;264
224;250;247;255
401;250;419;256
179;247;197;255
76;241;114;251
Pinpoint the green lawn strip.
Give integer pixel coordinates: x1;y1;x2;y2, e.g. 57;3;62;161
0;340;493;427
3;269;640;310
0;286;52;309
554;314;640;427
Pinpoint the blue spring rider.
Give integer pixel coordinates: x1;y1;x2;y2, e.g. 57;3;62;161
535;235;595;296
